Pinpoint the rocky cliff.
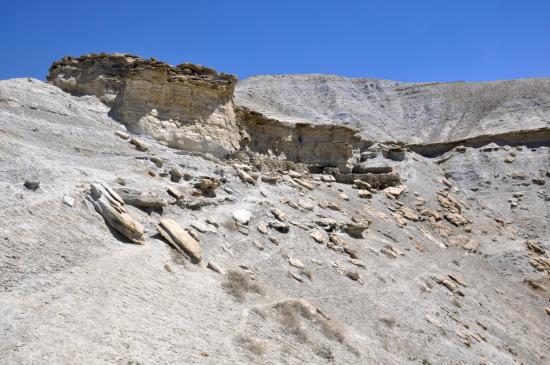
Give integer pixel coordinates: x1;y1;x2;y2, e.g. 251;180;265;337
48;53;240;155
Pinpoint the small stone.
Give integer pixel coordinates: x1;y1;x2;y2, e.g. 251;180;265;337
342;222;368;238
293;178;314;190
63;195;75;207
232;209;252;225
288;271;303;282
270;207;288;222
261;175;279;184
130;138;148;151
384;186;405;198
357;189;372;198
252;240;264;250
24;180;40;191
205;216;219;227
288;170;302;178
297;199;314;211
339;193;349;201
195;178;220;195
207;260;224;274
236;168;256;185
257;222;268;234
149;156;163;168
114;130;130;139
167;186;183;199
115;176;126;185
400;207;419;221
169;168;183;183
268;221;289;233
310;230;327;243
288;257;305;269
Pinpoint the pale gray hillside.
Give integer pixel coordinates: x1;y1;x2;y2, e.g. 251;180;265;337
235;74;550;144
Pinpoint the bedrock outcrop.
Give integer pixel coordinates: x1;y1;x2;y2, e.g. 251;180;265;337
48;53;240;155
237;107;370;168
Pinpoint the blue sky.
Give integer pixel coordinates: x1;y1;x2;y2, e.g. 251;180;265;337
1;0;549;82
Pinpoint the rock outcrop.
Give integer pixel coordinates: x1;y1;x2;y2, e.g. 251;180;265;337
48;53;240;156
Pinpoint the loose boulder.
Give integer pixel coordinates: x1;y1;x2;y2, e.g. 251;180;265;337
88;183;145;244
156;219;202;264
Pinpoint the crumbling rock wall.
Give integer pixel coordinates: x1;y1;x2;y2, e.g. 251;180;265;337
48;53;240;156
237;107;371;168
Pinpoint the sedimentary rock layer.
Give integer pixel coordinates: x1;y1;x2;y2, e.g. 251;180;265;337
48;53;240;156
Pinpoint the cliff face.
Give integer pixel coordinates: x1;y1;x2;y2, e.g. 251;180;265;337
48;54;240;156
237;107;370;169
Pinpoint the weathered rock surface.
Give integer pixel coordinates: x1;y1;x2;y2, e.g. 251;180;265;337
88;183;145;244
48;53;239;156
156;218;202;263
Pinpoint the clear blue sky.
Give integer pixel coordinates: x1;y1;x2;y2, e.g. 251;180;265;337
1;0;549;82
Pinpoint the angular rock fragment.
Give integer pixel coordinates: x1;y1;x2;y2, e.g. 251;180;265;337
149;156;163;168
63;195;75;207
321;174;336;182
310;230;327;243
167;186;184;199
156;218;202;263
288;271;304;282
232;209;252;225
318;200;341;211
270;207;288;222
399;207;419;221
194;177;220;195
236;168;256;185
288;170;302;178
293;178;314;190
384;186;405;198
342;222;368;238
257;222;268;234
130;138;148;151
207;260;224;274
288;257;305;269
315;218;339;232
357;189;372;198
88;183;145;244
261;175;279;184
268;221;289;233
445;212;469;226
115;187;166;210
297;199;314;211
24;180;40;191
169;168;183;183
114;130;130;140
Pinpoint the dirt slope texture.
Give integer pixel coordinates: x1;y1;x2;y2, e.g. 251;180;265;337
236;74;550;145
0;54;549;365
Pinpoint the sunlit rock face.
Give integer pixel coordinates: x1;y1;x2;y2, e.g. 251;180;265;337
48;53;240;156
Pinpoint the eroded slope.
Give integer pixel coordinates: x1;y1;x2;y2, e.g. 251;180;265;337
1;78;549;365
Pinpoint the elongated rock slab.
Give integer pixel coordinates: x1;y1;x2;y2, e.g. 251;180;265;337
88;183;145;244
156;219;202;264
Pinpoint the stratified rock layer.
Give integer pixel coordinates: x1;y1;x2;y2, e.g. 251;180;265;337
48;53;240;156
